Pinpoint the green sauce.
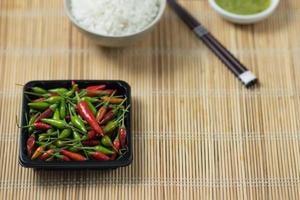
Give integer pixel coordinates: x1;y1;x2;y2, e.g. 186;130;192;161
215;0;271;15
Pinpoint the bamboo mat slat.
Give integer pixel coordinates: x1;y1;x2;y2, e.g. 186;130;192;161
1;0;300;199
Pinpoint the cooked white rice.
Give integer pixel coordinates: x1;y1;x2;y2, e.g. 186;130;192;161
71;0;160;36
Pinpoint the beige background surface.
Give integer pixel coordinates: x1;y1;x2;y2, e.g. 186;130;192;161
1;0;300;199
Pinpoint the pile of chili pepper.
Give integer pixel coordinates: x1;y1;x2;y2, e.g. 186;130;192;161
23;81;129;161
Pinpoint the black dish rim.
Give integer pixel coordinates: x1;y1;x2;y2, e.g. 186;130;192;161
19;80;132;169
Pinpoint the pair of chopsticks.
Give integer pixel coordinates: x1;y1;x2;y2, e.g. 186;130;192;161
167;0;258;88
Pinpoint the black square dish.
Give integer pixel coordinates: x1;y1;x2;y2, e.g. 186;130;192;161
19;80;132;169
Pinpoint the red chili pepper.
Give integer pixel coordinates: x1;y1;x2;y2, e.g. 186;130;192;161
87;130;97;140
82;140;100;146
100;111;115;125
90;152;110;161
86;91;99;97
77;101;104;136
32;97;46;102
108;104;114;110
31;146;44;160
26;135;36;157
96;106;108;124
86;89;113;97
113;133;120;152
110;153;117;160
56;154;71;161
60;149;86;161
96;91;116;123
86;85;106;97
62;155;71;161
86;90;104;97
34;122;52;130
35;104;57;122
40;149;54;160
86;85;106;91
103;89;114;96
101;99;126;125
119;127;127;148
65;115;71;122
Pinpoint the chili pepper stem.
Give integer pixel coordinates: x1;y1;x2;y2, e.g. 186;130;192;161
79;143;89;158
24;91;45;97
77;146;95;150
121;113;125;127
15;83;25;87
75;91;81;104
116;151;128;160
95;101;105;108
121;105;131;126
56;92;73;100
35;140;56;147
66;99;76;107
16;123;34;129
68;125;86;134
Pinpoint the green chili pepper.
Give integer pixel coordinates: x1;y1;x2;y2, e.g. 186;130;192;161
94;145;114;155
38;131;57;141
78;115;88;125
54;140;68;148
78;90;87;98
53;108;60;120
28;102;50;110
81;134;88;141
46;96;62;104
41;118;67;129
47;128;55;134
103;120;120;133
65;88;75;97
82;97;99;103
48;88;68;94
38;134;48;141
31;87;48;94
85;99;97;116
38;134;52;141
48;131;57;136
60;99;66;119
69;105;76;114
59;129;72;139
72;90;86;101
65;82;79;97
73;131;81;141
71;115;87;132
65;90;74;97
28;114;38;133
68;146;80;152
69;105;87;132
101;135;113;148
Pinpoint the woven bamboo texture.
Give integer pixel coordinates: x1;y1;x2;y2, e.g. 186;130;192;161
1;0;300;199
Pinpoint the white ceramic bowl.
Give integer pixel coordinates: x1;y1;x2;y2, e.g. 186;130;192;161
64;0;166;47
208;0;280;24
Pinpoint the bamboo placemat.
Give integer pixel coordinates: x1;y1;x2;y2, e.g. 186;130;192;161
1;0;300;199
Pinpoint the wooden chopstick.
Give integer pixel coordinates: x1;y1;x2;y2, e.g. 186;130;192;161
167;0;258;87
